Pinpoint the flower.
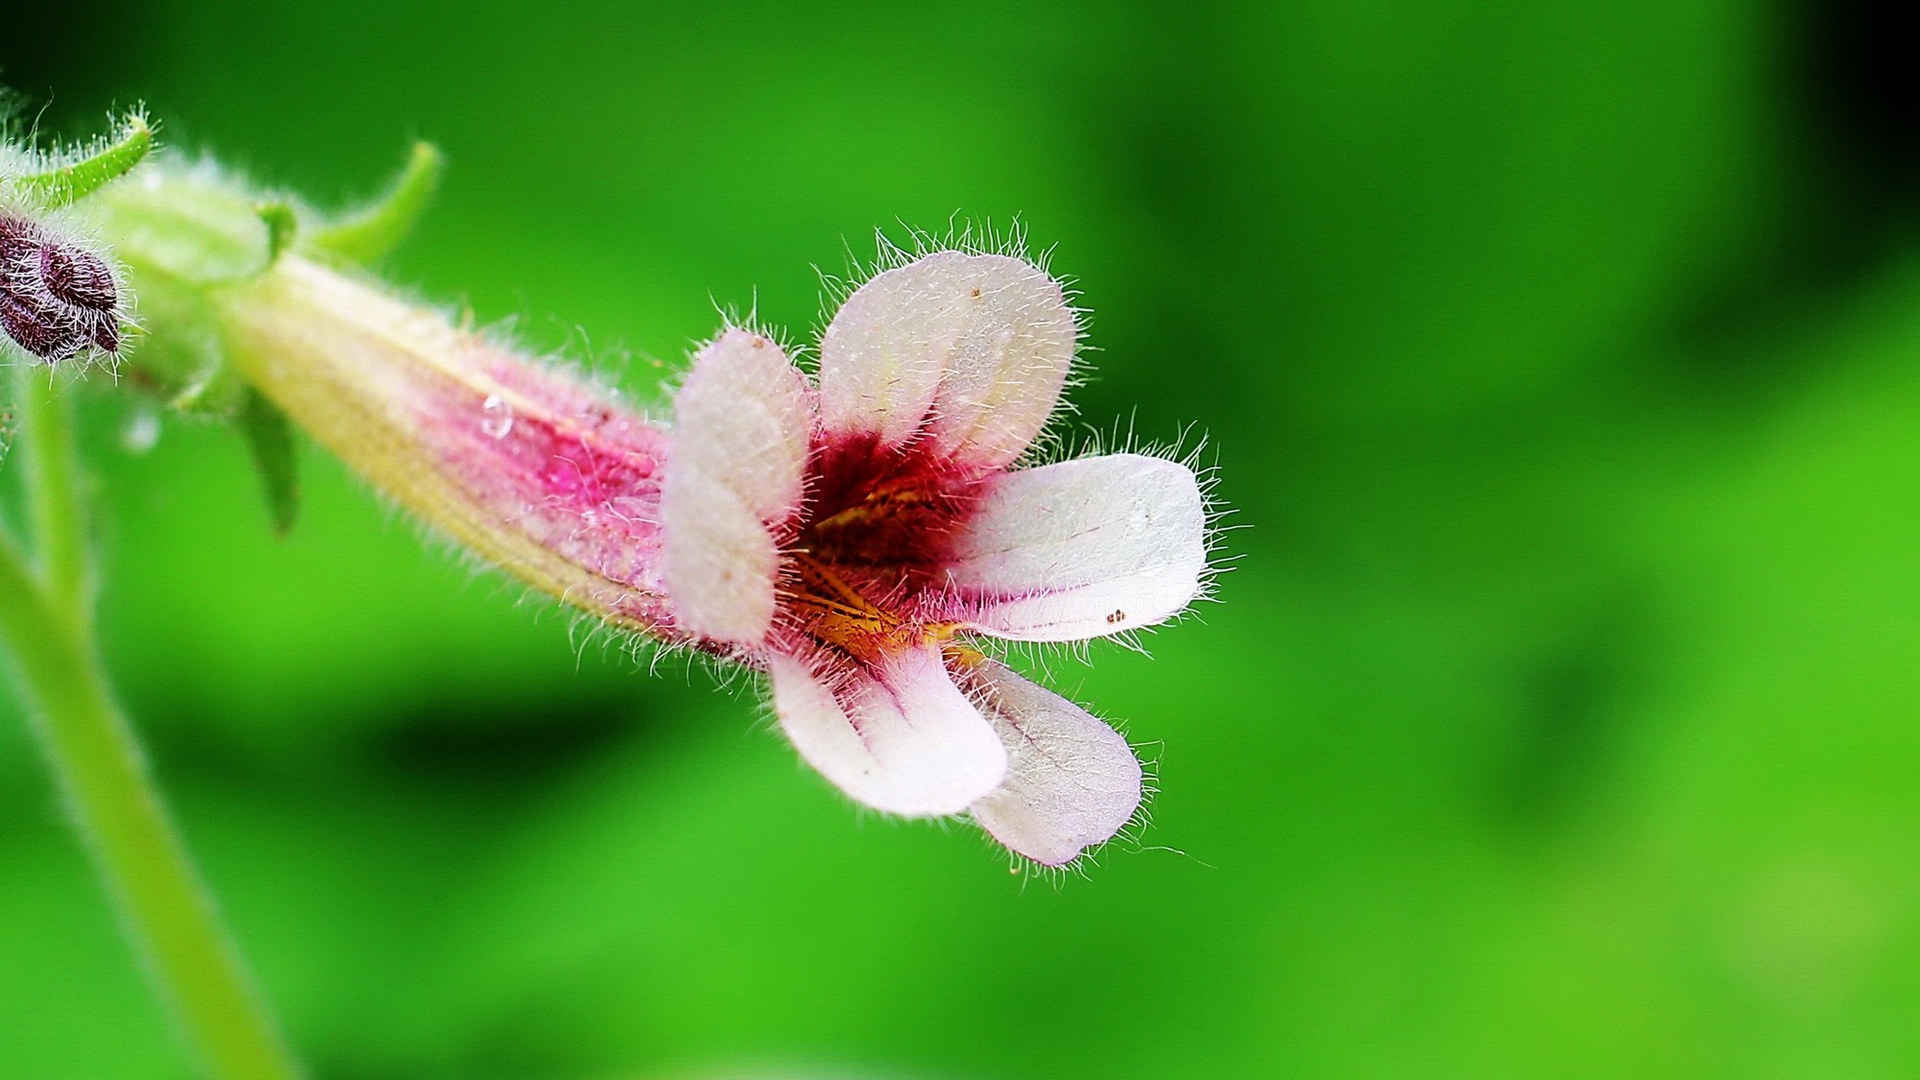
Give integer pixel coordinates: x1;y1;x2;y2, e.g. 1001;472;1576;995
660;250;1210;865
199;238;1209;868
63;133;1212;867
0;211;126;362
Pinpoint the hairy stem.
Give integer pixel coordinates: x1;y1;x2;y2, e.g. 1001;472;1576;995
0;383;301;1080
14;368;90;622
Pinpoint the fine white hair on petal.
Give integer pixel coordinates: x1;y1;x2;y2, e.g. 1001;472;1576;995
660;328;812;645
672;327;813;525
769;647;1008;817
661;458;781;645
948;452;1207;642
961;660;1143;866
817;251;1076;468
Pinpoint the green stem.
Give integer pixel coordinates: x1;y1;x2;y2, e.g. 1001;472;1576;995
0;388;301;1079
15;368;90;622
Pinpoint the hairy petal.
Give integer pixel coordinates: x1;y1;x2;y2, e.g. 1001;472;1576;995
662;459;781;644
917;254;1076;468
819;251;1074;468
961;660;1143;866
672;329;813;525
947;453;1206;641
661;330;814;644
769;647;1007;816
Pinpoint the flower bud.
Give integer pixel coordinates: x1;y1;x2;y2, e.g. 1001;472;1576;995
41;241;119;310
0;210;126;363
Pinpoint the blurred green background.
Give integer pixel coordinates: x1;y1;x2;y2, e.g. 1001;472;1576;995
5;1;1919;1076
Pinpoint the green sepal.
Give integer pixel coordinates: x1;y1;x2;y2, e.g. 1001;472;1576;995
80;162;272;287
12;112;154;208
305;141;443;264
237;387;299;535
76;164;302;418
256;202;299;265
110;284;245;417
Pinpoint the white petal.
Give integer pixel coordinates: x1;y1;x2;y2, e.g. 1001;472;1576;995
962;661;1143;866
947;453;1206;641
661;330;811;645
661;459;779;644
672;328;813;524
769;647;1007;817
916;254;1076;469
819;251;1075;468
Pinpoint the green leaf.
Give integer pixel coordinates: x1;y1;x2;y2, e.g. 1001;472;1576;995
305;141;444;264
238;388;299;535
13;112;155;209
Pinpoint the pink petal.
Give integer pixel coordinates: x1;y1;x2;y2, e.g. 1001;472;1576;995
672;329;813;524
768;647;1008;816
947;453;1206;641
661;461;780;644
661;330;811;644
818;252;1076;469
960;660;1144;866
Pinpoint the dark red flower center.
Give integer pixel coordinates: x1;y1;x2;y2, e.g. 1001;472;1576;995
783;432;986;661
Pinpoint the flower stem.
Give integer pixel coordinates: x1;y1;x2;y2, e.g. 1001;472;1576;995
15;368;91;622
0;378;301;1080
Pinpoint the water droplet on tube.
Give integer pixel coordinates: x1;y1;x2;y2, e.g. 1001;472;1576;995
481;393;514;439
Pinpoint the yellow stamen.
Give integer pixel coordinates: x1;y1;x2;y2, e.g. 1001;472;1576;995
789;552;965;663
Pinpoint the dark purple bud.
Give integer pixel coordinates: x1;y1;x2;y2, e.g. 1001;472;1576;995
1;289;84;361
87;309;120;351
0;216;40;292
41;242;119;311
0;215;37;262
0;212;124;361
89;311;122;353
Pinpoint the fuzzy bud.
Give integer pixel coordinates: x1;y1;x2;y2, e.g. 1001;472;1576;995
0;211;126;363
